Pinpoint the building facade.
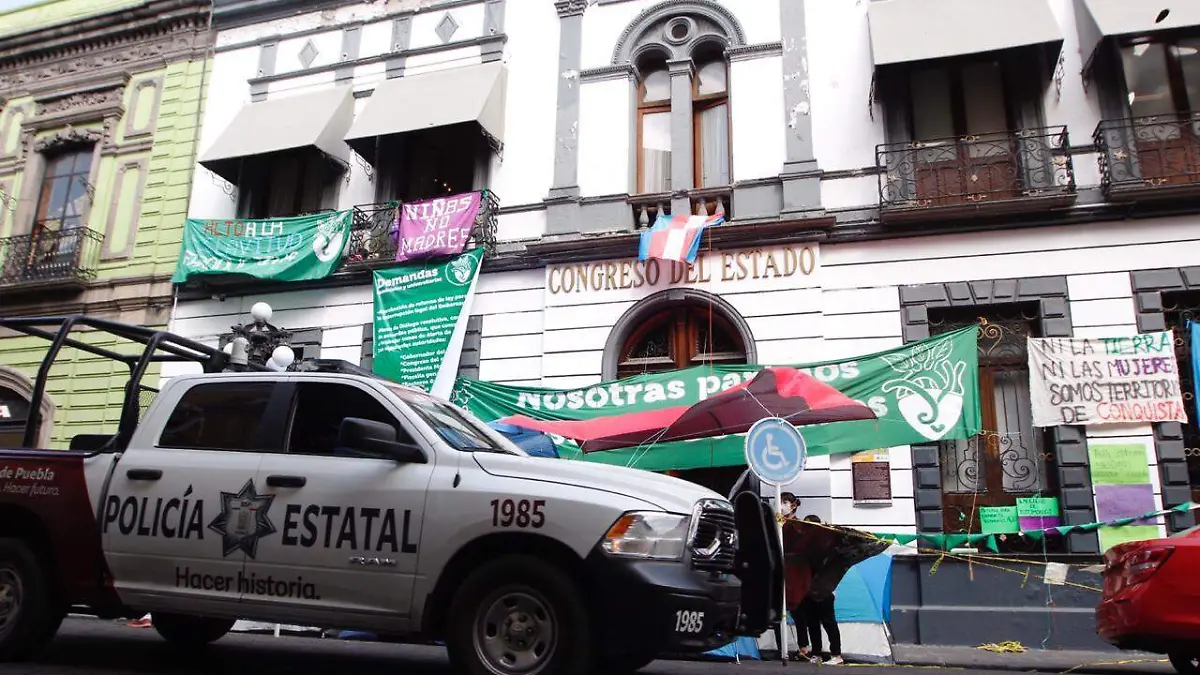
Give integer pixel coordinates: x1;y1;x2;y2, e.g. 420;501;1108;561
0;0;212;448
167;0;1200;650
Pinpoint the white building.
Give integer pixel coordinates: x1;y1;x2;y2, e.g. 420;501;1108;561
169;0;1200;649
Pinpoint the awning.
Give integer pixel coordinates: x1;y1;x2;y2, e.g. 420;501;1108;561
868;0;1063;70
199;86;356;184
344;62;507;159
1076;0;1200;76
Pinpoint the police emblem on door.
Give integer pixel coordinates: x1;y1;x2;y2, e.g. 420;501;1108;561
208;479;278;558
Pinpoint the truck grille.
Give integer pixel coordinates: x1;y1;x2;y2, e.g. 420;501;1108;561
689;501;738;572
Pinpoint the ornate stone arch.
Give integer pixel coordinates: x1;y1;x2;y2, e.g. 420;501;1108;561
611;0;747;66
602;288;757;380
0;366;55;448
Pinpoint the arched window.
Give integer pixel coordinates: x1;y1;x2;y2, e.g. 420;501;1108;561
637;53;672;194
692;47;730;188
617;303;747;377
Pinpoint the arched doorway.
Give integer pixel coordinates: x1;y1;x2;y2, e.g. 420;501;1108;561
0;368;54;449
607;292;754;496
0;386;32;448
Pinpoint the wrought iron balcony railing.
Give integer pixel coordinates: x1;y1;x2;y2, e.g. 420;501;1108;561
1096;113;1200;199
877;126;1075;220
343;190;499;267
630;187;731;230
0;225;103;290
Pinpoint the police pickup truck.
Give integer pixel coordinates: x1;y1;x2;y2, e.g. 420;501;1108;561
0;316;781;675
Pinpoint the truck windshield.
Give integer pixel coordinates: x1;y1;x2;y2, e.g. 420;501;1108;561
386;385;526;456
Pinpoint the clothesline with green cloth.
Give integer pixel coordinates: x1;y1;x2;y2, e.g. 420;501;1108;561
870;501;1200;553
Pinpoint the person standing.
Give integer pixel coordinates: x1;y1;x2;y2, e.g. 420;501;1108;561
800;515;844;665
772;493;813;661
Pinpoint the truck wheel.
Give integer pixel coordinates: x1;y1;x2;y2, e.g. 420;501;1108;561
151;612;234;647
1170;652;1199;675
0;538;61;661
447;555;592;675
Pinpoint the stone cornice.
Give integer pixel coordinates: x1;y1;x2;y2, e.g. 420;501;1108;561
0;0;212;96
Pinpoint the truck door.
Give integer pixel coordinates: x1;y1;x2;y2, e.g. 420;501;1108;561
241;379;434;627
102;380;283;610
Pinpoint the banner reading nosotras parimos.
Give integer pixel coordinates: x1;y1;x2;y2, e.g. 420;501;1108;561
372;247;484;398
450;326;981;470
1027;332;1188;427
172;211;352;283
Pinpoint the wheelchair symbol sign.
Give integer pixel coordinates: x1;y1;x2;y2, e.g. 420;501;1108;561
744;417;807;486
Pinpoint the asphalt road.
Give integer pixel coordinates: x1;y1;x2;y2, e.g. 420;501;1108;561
2;617;1017;675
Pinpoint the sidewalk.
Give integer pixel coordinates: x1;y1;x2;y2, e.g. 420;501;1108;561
892;644;1175;674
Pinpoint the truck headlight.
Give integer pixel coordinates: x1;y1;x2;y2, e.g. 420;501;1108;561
601;512;690;560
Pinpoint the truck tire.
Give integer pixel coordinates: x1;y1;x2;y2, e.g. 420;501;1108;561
1170;652;1199;675
446;555;592;675
150;612;234;648
0;538;62;661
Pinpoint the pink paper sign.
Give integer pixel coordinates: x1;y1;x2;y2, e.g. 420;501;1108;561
392;191;482;263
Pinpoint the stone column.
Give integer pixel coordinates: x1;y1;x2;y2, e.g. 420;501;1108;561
545;0;586;235
779;0;822;218
667;57;694;215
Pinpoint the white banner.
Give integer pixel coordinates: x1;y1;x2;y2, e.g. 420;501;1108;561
1027;332;1188;427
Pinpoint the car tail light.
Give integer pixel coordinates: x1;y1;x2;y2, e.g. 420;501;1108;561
1118;545;1175;590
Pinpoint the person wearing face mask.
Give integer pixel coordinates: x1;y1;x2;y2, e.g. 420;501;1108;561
771;492;813;661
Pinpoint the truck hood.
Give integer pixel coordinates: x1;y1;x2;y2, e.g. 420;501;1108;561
472;452;725;513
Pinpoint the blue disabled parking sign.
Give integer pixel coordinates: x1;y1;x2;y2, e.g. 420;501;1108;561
744;417;807;486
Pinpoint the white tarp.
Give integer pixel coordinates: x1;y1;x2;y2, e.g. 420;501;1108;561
1026;332;1188;427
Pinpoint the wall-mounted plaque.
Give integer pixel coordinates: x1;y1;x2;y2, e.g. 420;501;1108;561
851;449;892;504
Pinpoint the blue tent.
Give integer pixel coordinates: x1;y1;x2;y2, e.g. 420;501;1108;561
834;550;894;624
487;421;560;458
705;635;762;660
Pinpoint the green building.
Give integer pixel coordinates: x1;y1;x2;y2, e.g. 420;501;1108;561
0;0;212;448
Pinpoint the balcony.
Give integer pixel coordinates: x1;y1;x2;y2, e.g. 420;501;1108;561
1096;114;1200;201
877;126;1075;223
343;190;500;268
0;226;103;293
630;187;732;230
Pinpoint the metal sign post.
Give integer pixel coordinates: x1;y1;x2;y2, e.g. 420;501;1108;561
744;417;807;666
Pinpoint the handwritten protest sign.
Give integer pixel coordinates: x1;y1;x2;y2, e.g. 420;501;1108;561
391;191;481;263
1087;442;1161;552
1016;496;1061;530
979;506;1020;535
1027;332;1188;427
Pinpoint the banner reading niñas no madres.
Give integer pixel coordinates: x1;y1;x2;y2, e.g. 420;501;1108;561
172;211;353;283
451;326;982;471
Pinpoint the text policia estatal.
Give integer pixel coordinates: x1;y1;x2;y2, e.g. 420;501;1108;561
175;567;319;600
101;492;420;554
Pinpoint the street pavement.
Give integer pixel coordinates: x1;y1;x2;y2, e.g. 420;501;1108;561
0;617;1173;675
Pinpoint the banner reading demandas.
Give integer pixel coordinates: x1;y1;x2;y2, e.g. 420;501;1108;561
1027;332;1189;427
451;326;981;470
172;211;352;283
372;247;484;398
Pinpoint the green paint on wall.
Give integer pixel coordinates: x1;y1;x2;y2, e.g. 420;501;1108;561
0;331;164;449
124;58;211;278
0;0;144;38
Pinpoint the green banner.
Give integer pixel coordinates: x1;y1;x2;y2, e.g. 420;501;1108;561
451;326;981;471
373;247;484;397
172;210;353;283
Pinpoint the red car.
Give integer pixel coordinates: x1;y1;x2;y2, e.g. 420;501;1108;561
1097;525;1200;674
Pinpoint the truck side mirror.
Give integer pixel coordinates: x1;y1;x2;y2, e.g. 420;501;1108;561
337;417;427;464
